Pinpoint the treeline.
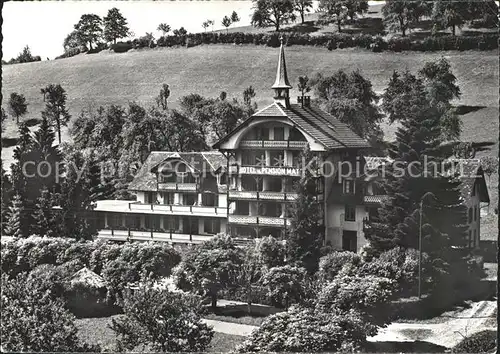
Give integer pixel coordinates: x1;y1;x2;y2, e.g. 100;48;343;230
2;45;41;65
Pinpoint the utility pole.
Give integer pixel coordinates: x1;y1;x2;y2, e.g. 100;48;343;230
418;198;423;299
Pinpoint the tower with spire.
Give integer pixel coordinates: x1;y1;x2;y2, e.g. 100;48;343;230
272;36;292;108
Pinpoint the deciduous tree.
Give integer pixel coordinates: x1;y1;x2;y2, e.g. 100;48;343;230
103;7;131;44
110;286;213;352
74;14;103;50
222;15;232;33
432;0;470;36
251;0;295;31
41;84;71;144
293;0;313;24
382;0;429;37
8;92;28;124
157;23;171;36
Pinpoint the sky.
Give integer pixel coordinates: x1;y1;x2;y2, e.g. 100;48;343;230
2;1;386;60
2;1;256;60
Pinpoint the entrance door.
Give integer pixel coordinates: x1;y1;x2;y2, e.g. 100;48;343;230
342;230;357;252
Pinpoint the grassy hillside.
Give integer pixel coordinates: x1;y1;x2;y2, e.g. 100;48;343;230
1;44;498;238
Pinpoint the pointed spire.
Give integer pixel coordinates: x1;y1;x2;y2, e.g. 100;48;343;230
272;36;292;90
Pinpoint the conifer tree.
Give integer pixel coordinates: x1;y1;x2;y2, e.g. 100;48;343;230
32;116;62;192
4;194;25;238
364;72;470;293
286;145;324;274
32;187;57;237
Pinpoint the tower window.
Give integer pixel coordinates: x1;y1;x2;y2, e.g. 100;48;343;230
343;179;355;194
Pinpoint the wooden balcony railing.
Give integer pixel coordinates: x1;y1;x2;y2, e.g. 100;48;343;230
228;215;291;227
157;183;198;191
127;202;227;216
239;140;308;149
229;190;298;201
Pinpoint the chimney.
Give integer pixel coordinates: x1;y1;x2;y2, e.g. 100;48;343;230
297;96;311;108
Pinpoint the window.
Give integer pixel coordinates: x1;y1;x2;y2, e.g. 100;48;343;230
342;230;357;252
204;219;221;234
145;215;151;229
163;216;179;231
317;178;324;194
468;208;473;223
345;205;356;221
144;192;154;204
473;230;477;247
202;193;217;206
256;127;269;140
343;179;355;194
162;192;175;205
242;151;266;166
274;127;284;140
152;215;161;230
182;194;196;206
468;230;472;248
474;206;477;221
472;183;476;196
291;151;301;167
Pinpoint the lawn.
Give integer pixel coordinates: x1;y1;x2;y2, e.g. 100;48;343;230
75;315;246;352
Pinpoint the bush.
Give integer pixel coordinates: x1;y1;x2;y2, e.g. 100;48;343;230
452;330;497;353
111;41;133;53
110;286;214;352
261;265;307;308
1;273;99;352
317;251;361;283
236;305;369;352
388;37;412;52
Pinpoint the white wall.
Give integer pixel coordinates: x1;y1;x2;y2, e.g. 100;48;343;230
325;204;369;252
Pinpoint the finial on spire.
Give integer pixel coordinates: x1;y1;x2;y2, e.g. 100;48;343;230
272;36;292;90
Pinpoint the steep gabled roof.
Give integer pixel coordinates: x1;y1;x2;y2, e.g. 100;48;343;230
448;159;490;203
128;151;227;192
213;102;370;150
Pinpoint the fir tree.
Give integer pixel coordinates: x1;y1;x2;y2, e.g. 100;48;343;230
32;187;57;237
286;145;324;275
364;72;470;294
4;194;25;238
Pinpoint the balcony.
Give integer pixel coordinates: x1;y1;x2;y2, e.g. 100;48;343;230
228;215;291;227
363;195;388;205
127;202;227;216
239;140;308;150
229;190;298;201
158;183;198;192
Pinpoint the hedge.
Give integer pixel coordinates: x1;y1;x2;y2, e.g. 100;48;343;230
452;330;497;353
151;31;498;52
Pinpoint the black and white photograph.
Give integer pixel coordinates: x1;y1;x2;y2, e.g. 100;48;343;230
1;0;498;352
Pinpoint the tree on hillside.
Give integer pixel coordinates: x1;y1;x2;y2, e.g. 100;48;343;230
103;7;131;44
110;286;214;352
173;27;188;36
74;14;103;50
174;235;243;309
286;145;324;275
4;194;25;238
157;23;171;36
202;20;210;32
63;30;84;51
222;15;232;33
318;0;348;32
293;0;313;24
243;86;256;106
8;92;28;124
41;84;71;144
419;57;461;107
382;0;430;37
345;0;369;21
310;70;383;140
231;11;241;25
431;0;470;36
155;84;171;110
15;45;40;64
251;0;296;31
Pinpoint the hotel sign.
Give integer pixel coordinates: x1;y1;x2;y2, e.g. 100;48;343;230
239;166;301;176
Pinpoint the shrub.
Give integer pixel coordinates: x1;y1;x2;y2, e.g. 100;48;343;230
388;37;412;52
371;36;387;52
452;330;497;353
1;273;99;352
261;265;307;308
110;286;214;352
111;41;133;53
236;305;369;352
317;251;361;283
